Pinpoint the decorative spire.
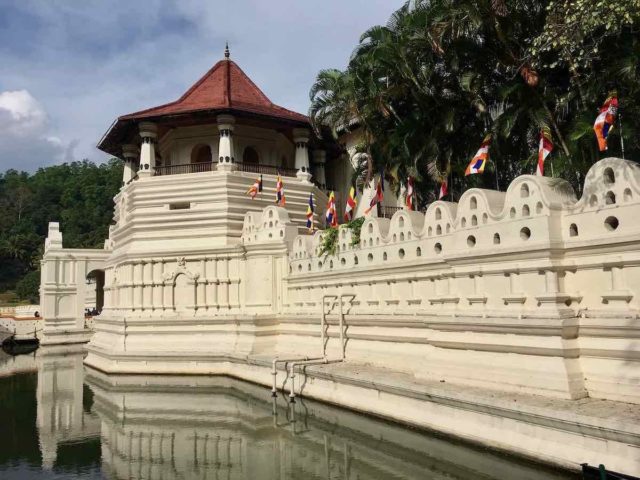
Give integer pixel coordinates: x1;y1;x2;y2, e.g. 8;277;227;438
224;42;230;59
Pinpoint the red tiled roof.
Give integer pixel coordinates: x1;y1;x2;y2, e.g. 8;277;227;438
120;59;309;123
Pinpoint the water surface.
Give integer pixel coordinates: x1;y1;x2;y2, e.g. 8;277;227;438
0;347;578;479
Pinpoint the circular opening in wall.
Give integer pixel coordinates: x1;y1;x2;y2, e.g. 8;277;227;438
605;191;616;205
329;260;334;269
604;216;619;231
280;230;284;237
434;243;442;254
408;232;412;239
340;258;346;266
317;262;322;269
368;224;374;234
446;224;451;233
354;256;359;265
510;207;516;218
536;201;543;214
367;253;373;262
624;188;633;202
520;183;530;198
522;205;530;217
398;248;405;259
416;247;422;257
589;195;598;207
520;227;531;240
436;208;442;220
383;252;388;261
368;238;373;247
436;225;442;235
400;232;405;241
461;217;467;228
307;263;311;271
471;215;478;226
297;264;302;272
483;213;488;224
393;234;397;242
376;237;380;245
603;167;615;185
569;223;579;237
470;197;477;210
399;217;405;228
269;210;273;218
467;235;476;247
493;233;501;244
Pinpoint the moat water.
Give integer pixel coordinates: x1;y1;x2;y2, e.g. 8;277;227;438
0;347;578;480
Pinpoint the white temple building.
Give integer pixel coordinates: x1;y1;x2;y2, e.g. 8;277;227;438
38;48;640;474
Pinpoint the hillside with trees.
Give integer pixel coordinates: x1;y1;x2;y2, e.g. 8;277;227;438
310;0;640;204
0;159;121;304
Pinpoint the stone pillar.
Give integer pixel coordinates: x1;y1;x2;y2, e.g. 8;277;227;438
121;144;139;185
216;114;237;172
293;128;312;183
138;122;157;177
312;150;327;189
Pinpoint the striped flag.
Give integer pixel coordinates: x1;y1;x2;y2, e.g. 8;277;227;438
438;178;448;200
365;169;384;215
405;177;415;210
326;191;338;227
275;175;286;206
536;127;553;176
306;193;315;231
593;92;618;151
464;135;491;176
246;175;262;199
344;186;357;221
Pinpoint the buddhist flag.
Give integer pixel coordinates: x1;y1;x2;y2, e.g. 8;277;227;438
326;191;338;227
536;127;553;176
365;170;384;215
275;175;286;206
344;186;357;221
438;178;448;199
593;92;618;151
405;177;415;210
465;135;491;176
306;193;315;231
246;175;262;199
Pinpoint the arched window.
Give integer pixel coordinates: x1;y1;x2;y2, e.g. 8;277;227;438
191;144;212;164
243;146;259;164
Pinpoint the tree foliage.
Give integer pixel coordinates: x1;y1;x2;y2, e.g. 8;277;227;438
309;0;640;207
0;159;121;300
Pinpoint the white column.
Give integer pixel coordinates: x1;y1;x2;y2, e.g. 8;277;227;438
121;144;138;185
293;128;312;183
138;122;157;177
312;150;327;189
216;114;237;172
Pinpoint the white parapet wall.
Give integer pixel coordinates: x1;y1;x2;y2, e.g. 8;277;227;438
284;158;640;405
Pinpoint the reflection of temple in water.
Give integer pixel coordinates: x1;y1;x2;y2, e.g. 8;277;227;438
28;348;571;480
84;372;569;480
35;347;101;470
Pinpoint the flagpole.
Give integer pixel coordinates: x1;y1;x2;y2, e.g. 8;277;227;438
619;111;626;159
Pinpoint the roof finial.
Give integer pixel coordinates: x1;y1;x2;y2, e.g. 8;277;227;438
224;42;230;59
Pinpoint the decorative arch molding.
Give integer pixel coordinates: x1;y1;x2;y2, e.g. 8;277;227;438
162;257;201;284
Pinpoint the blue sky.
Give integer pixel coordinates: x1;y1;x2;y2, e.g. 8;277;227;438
0;0;404;172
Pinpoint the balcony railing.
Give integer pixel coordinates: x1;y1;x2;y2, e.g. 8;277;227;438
236;162;298;177
154;162;213;176
153;162;299;178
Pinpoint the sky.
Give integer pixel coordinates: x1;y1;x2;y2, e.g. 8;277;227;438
0;0;404;172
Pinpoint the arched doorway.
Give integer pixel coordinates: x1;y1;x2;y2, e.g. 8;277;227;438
243;146;259;164
191;144;212;164
173;273;191;311
86;270;105;316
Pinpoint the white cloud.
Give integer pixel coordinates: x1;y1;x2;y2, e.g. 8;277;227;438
0;90;47;136
0;90;74;170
